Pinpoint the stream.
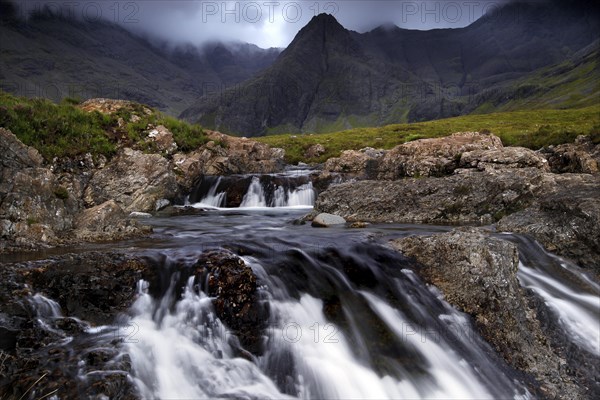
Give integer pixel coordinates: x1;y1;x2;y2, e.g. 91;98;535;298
17;172;600;399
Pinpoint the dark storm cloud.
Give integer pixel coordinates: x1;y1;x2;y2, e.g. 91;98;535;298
14;0;525;48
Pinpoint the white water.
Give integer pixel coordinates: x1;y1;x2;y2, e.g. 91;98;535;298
518;262;600;355
194;177;226;207
287;182;315;207
241;177;268;207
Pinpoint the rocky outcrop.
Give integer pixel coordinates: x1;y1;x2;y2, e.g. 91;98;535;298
0;128;77;251
84;147;178;213
0;252;150;399
146;125;178;154
323;147;385;177
303;143;326;159
314;168;548;225
460;147;550;171
391;229;582;399
173;131;285;192
79;98;152;116
541;135;599;174
73;200;151;242
192;250;268;355
377;132;503;179
497;174;600;272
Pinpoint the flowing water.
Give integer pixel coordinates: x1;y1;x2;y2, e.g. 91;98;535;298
20;175;600;399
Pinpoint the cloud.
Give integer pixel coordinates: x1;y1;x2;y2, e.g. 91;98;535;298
14;0;516;48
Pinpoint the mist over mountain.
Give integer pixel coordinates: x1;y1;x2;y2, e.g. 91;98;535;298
180;1;600;136
0;3;281;115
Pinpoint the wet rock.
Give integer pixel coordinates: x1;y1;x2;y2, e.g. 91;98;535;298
192;250;268;355
84;147;178;213
23;252;151;325
377;131;503;179
173;130;285;192
460;147;550;171
391;229;583;399
542;135;599;174
497;174;600;273
312;213;347;227
73;200;151;242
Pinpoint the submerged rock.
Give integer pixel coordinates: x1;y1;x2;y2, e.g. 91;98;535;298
391;229;583;399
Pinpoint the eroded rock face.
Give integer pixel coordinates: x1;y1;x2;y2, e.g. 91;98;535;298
377;131;503;179
542;135;599;174
497;174;600;272
391;229;582;399
0;252;150;399
173;131;285;192
0;128;77;251
147;125;178;154
192;250;268;355
73;200;151;242
84;147;178;213
460;147;550;171
314;168;547;225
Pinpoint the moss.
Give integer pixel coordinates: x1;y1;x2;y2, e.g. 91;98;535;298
53;186;69;200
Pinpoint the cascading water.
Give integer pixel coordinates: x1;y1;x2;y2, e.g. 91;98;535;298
240;176;268;207
192;177;226;208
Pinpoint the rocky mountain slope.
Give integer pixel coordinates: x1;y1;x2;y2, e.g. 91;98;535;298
0;2;280;115
181;1;600;135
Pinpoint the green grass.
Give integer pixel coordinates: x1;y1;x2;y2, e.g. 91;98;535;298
0;91;207;160
257;106;600;164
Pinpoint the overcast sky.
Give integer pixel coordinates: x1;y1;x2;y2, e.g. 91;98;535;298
18;0;521;48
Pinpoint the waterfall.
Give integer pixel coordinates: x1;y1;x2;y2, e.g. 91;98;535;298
287;182;315;207
193;177;226;208
240;176;268;207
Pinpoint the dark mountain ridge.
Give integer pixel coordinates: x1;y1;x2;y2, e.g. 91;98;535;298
181;1;600;136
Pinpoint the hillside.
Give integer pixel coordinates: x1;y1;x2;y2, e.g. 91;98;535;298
257;105;600;164
181;1;600;136
0;5;279;116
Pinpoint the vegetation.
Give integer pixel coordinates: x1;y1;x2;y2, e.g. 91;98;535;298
0;91;207;160
257;106;600;164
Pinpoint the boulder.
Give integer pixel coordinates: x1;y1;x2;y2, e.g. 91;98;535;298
377;131;503;179
304;143;326;159
73;200;151;242
541;135;599;174
460;147;550;171
0;128;77;251
323;148;384;177
391;229;582;399
311;213;347;227
146;125;178;154
84;147;178;213
192;250;268;355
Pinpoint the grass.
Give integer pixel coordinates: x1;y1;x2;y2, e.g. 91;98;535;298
0;91;207;161
257;106;600;164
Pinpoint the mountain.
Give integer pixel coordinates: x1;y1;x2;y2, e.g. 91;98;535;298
180;1;600;136
0;5;280;116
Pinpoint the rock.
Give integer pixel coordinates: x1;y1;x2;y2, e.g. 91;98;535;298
192;250;268;355
84;148;178;213
460;147;550;171
323;148;385;176
497;174;600;272
349;221;369;228
79;98;151;116
377;131;503;179
147;125;178;154
129;211;152;218
303;143;326;159
542;135;599;174
312;213;347;227
173;131;285;192
154;198;171;211
391;229;582;399
314;168;547;225
0;128;77;251
73;200;151;241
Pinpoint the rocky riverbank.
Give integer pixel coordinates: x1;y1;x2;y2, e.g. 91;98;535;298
313;132;600;273
0;99;285;253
